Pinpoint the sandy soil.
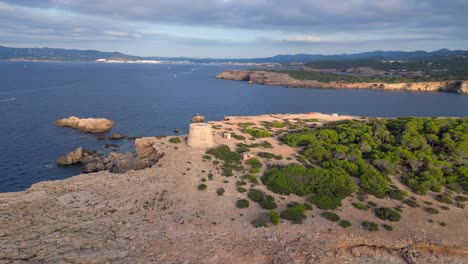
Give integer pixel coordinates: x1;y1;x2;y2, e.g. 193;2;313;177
1;112;467;263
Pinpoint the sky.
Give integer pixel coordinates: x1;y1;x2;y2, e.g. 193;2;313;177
0;0;467;58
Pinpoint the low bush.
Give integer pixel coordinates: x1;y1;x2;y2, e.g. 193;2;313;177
236;143;250;153
216;188;225;196
352;202;369;211
362;221;378;231
403;199;419;207
267;211;280;225
339;220;352;228
382;224;393;231
435;193;452;204
425;207;439;214
303;203;313;210
203;155;212;160
248;189;266;202
169;137;181;143
236;199;249;208
198;184;207;191
321;212;340;222
280;204;306;224
387;188;408;201
246;158;262;168
260;195;278;210
374;207;401;222
251;219;268;228
237;187;247;193
234;134;246;140
206;145;241;163
257;152;276;159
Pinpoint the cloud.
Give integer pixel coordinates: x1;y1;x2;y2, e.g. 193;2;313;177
0;0;467;57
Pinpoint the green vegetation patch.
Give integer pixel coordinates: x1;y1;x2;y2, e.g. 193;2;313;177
236;199;249;209
374;207;401;222
262;164;355;209
247;189;277;209
362;221;379;231
280;204;306;224
198;184;207;191
216;188;225;196
321;212;340;222
206;145;241;163
352;202;369;211
339;220;352;228
169;137;182;143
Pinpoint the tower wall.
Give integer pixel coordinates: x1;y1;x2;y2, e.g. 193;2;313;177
187;123;214;148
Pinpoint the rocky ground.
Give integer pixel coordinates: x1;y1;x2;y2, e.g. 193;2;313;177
1;113;467;263
216;70;468;94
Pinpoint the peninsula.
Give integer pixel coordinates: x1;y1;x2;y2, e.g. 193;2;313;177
216;70;468;94
1;113;467;263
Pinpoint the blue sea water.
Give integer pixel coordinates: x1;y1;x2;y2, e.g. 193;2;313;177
0;61;467;192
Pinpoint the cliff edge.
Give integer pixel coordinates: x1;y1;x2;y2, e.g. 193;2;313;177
216;70;468;94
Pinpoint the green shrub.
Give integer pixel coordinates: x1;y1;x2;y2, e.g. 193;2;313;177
236;199;249;208
236;143;250;153
425;207;439;214
260;195;278;210
253;130;271;138
257;152;276;159
267;211;280;225
169;137;182;143
234;134;246;140
387;188;408;200
208;172;214;180
435;193;452;204
203;155;212;160
382;224;393;231
362;221;378;231
198;184;207;191
455;196;468;202
374;207;401;222
352;202;369;211
206;145;241;163
246;158;262;168
280;204;306;224
216;188;225;196
251;219;268;228
340;220;352;228
247;189;266;202
360;168;389;198
403;199;419;207
237;187;247;193
368;201;377;207
303;203;313;211
247;174;259;184
321;212;340;222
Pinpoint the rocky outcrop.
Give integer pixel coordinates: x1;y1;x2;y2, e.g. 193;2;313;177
216;70;468;94
56;147;84;166
216;70;251;81
56;137;164;173
54;116;115;133
108;133;126;140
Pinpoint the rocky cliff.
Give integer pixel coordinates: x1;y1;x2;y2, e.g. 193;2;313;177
54;116;115;133
216;70;468;94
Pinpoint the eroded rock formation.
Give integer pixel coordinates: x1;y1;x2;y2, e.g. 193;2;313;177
56;137;164;173
216;70;468;94
54;116;115;133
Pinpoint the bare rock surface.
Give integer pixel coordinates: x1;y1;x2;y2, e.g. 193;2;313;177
56;147;84;166
54;116;115;133
2;113;467;263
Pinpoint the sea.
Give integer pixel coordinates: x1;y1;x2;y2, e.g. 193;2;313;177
0;61;467;192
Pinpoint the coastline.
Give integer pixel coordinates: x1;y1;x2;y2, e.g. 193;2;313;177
216;70;468;94
1;112;467;263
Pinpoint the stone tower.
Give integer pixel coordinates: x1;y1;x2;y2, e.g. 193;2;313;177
187;123;214;148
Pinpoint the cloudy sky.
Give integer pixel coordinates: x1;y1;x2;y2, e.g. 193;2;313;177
0;0;467;58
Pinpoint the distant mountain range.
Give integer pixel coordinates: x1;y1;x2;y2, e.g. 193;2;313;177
1;45;467;63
